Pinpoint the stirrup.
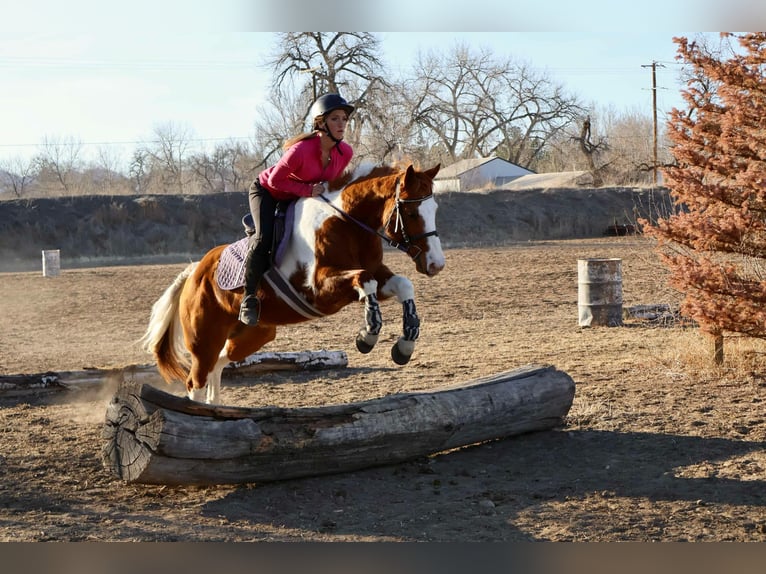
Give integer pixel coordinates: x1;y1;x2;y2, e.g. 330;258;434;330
239;295;261;325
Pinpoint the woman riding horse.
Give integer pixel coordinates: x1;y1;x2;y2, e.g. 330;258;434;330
141;160;444;404
240;93;356;325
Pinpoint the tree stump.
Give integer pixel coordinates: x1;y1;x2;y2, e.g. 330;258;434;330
101;364;576;485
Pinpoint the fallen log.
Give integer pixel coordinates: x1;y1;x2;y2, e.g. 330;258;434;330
102;364;576;485
0;372;65;395
0;350;347;393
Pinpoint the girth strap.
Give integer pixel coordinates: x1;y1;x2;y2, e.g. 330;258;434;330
263;267;325;319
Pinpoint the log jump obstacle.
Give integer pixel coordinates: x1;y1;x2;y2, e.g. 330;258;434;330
101;364;576;485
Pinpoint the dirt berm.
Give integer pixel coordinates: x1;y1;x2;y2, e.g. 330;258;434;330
0;186;671;271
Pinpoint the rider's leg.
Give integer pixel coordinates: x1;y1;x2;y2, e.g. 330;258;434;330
239;180;276;325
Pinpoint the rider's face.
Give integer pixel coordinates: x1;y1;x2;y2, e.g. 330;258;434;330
323;110;349;139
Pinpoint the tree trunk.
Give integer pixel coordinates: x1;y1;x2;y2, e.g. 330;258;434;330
713;334;724;365
101;364;576;485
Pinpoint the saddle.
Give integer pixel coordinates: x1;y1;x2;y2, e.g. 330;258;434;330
216;201;294;291
215;201;326;319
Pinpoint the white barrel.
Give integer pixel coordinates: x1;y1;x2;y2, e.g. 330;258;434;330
578;258;622;327
42;249;61;277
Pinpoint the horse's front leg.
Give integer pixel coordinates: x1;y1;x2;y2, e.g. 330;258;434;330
392;298;420;365
355;280;383;354
380;274;420;365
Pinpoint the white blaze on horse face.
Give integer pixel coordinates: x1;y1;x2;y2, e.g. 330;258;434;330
418;197;445;275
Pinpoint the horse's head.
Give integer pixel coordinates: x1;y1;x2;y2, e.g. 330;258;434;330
383;164;445;277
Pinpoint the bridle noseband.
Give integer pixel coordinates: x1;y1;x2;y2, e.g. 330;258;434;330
318;177;438;261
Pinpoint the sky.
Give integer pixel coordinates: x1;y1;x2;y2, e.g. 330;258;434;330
0;0;760;168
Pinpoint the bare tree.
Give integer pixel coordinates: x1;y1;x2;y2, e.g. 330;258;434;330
188;141;256;193
251;90;307;169
129;148;150;194
534;104;668;186
269;32;386;107
34;135;83;195
92;145;129;194
0;155;36;198
189;150;225;193
218;140;259;191
571;115;609;186
264;32;388;163
144;122;193;194
406;43;584;167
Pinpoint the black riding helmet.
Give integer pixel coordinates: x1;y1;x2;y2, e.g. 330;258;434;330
310;94;354;152
310;93;355;121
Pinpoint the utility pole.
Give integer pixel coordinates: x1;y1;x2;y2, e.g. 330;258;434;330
642;61;665;185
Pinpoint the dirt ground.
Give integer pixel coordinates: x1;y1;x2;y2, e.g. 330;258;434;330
1;238;766;541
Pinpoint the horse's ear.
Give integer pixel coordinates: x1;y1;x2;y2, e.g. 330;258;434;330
404;164;416;185
424;164;440;179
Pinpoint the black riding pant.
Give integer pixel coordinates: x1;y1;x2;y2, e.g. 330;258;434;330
244;179;277;296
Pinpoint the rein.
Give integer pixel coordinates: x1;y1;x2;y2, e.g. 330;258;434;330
318;179;438;260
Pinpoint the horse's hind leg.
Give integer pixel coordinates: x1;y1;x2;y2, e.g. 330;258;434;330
186;341;230;404
208;352;231;404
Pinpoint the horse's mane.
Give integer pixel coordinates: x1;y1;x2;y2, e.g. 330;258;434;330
328;161;406;191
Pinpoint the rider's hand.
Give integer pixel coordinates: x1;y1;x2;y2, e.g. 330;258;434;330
311;182;326;197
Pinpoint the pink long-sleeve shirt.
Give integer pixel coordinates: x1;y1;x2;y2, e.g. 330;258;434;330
258;135;353;200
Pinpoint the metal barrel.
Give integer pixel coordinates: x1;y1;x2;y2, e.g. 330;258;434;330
577;258;622;327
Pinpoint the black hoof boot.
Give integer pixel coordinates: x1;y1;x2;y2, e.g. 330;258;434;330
239;294;261;325
391;345;411;365
355;329;378;354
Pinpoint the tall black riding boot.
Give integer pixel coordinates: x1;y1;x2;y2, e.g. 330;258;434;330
239;246;269;325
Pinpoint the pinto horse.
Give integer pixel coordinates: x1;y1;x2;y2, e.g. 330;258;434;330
140;163;445;404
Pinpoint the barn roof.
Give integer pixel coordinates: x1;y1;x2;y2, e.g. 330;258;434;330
434;156;533;180
501;171;592;190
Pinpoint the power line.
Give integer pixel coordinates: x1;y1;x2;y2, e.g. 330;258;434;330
0;56;259;70
0;136;254;149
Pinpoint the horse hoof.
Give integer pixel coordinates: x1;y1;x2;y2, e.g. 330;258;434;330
391;338;416;365
391;344;412;365
356;333;375;354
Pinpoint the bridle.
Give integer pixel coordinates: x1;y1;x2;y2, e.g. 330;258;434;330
318;177;439;261
382;178;439;260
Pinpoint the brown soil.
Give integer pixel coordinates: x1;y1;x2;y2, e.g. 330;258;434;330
2;238;766;541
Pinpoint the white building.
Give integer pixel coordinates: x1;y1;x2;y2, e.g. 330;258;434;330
433;156;534;192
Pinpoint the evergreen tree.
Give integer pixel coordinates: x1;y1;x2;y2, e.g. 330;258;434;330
644;33;766;346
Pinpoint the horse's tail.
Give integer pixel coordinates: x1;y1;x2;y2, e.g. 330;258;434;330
139;262;197;384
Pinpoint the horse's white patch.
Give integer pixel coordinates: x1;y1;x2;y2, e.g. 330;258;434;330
357;279;379;300
206;350;231;404
278;164;378;289
381;275;415;303
350;162;376;180
278;190;342;289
